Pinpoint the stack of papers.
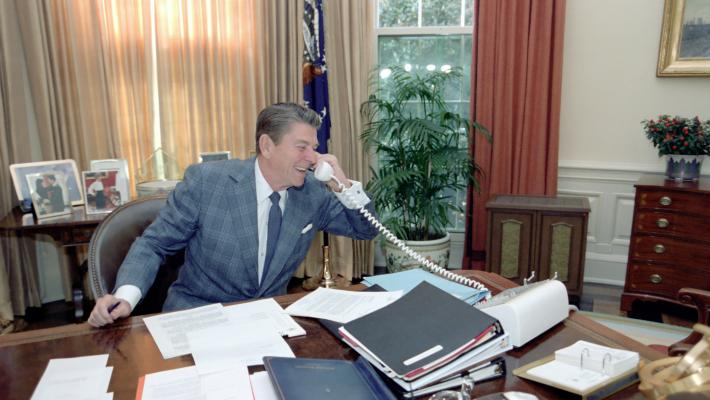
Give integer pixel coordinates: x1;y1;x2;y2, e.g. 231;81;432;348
144;302;299;364
362;268;489;305
31;354;113;400
284;287;402;324
338;282;511;396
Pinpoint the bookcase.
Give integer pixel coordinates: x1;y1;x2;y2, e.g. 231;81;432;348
621;174;710;316
485;195;590;303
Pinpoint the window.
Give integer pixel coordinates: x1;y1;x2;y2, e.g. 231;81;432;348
376;0;473;231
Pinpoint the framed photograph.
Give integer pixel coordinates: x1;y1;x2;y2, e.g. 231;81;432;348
25;172;72;219
90;158;131;205
10;160;83;206
657;0;710;76
199;151;230;163
82;170;123;215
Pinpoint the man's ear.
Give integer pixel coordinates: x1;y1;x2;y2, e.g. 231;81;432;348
259;135;274;158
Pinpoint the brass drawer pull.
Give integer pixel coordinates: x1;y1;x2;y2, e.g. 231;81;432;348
656;218;669;228
653;244;666;254
649;274;663;284
659;196;672;206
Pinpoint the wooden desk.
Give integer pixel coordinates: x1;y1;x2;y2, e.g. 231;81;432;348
0;206;106;319
0;271;663;400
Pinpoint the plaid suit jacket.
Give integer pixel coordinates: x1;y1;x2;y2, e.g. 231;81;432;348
115;157;378;311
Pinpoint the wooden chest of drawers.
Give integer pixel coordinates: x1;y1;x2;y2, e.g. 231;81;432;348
621;174;710;314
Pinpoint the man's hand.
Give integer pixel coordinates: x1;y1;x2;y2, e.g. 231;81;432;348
315;154;351;192
88;295;131;328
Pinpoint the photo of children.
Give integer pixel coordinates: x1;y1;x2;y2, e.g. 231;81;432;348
83;170;122;214
25;172;71;219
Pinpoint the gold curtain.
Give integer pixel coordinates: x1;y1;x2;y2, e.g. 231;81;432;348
0;0;129;326
95;0;154;192
152;0;267;169
324;0;376;279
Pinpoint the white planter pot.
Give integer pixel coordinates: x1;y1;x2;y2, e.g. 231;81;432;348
383;232;451;273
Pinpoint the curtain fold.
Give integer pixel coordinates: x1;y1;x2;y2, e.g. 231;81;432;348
324;0;376;279
153;0;265;171
463;0;566;267
0;0;128;324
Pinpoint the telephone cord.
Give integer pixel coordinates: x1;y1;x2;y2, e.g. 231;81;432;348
333;178;490;298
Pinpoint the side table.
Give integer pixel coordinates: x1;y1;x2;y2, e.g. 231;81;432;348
0;206;106;320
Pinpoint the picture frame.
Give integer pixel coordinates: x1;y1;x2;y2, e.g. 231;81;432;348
10;160;83;206
25;172;72;219
82;170;123;215
90;158;131;205
199;151;231;163
657;0;710;77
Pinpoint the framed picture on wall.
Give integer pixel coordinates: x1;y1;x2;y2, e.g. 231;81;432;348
10;160;83;206
82;170;123;215
657;0;710;76
25;172;72;219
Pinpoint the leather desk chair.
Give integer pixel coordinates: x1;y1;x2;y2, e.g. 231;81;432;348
87;195;184;315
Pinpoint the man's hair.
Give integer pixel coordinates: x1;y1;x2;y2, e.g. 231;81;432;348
255;103;321;154
45;174;56;182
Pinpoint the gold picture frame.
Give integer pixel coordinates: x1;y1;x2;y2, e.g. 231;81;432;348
657;0;710;76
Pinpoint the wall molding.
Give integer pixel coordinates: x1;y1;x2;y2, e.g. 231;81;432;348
558;163;659;286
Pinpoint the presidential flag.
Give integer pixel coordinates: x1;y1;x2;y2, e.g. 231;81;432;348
303;0;331;154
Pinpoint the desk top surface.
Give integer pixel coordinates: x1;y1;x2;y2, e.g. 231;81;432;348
0;206;105;232
0;271;663;400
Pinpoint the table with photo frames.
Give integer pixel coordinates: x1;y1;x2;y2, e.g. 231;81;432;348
0;271;665;400
0;205;107;320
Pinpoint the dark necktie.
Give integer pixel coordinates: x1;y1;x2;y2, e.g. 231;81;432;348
262;192;282;285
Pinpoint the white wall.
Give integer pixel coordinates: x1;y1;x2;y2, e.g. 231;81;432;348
558;0;710;285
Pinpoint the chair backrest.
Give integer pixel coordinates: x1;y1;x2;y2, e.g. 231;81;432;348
87;194;184;315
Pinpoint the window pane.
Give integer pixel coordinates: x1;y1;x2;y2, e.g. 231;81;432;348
378;34;472;231
421;0;461;27
464;0;473;26
378;0;419;28
378;35;472;103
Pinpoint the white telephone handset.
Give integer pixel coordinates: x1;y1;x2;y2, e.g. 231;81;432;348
314;161;490;296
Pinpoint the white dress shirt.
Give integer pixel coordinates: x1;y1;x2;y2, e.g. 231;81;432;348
114;158;371;311
254;158;287;285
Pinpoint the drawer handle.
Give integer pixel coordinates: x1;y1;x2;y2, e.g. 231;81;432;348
654;244;666;254
659;196;672;206
656;218;669;228
649;274;663;284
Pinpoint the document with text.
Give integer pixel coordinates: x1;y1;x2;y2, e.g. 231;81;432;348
284;287;402;323
224;298;305;337
188;319;294;373
144;303;231;359
31;354;113;400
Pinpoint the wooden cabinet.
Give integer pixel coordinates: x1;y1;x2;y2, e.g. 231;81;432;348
485;195;590;301
621;174;710;314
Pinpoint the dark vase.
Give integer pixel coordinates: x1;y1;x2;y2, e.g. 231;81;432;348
664;155;704;181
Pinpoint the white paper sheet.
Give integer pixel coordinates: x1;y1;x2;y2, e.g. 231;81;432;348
31;355;113;400
188;320;295;373
201;365;253;400
141;366;203;400
284;287;402;323
224;298;305;337
144;303;231;358
250;371;279;400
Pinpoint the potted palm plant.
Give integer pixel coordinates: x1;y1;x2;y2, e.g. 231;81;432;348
361;66;490;272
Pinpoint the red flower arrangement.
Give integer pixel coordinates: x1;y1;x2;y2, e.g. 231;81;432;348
643;115;710;156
